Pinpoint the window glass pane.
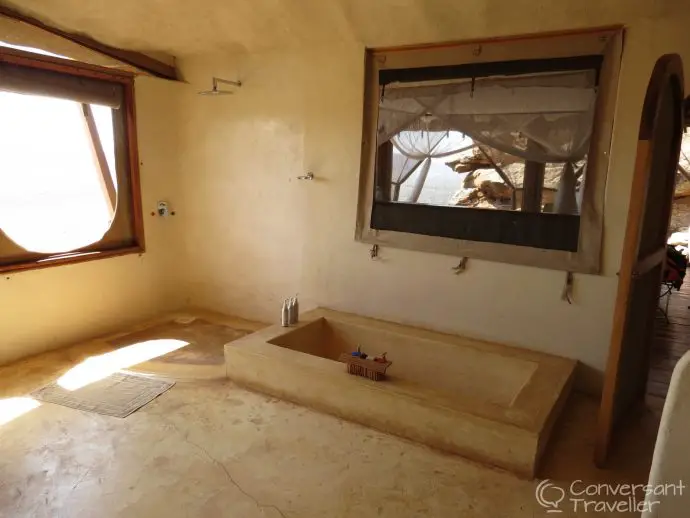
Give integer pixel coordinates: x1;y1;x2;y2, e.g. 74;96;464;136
0;92;116;253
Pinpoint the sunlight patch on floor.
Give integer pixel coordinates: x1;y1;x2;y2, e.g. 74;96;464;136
0;397;41;426
57;339;189;391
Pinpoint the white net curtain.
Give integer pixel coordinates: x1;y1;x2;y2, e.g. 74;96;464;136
390;127;472;202
378;70;598;212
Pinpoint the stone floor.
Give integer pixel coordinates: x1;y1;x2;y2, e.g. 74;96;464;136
0;315;663;518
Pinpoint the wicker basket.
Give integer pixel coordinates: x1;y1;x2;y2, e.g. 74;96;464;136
338;353;392;381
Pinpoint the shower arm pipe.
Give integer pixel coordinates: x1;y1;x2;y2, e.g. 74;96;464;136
213;77;242;89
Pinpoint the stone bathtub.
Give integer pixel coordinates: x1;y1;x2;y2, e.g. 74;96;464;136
224;308;575;477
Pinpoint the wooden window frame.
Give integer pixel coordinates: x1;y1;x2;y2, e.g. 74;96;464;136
0;47;144;274
355;27;624;273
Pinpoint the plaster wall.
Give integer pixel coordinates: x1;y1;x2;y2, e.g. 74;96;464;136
0;76;186;365
4;1;690;393
174;7;690;394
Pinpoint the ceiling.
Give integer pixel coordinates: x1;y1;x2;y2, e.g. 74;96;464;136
0;0;684;59
0;15;145;73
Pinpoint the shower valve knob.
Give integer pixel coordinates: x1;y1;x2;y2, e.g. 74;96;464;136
157;201;170;217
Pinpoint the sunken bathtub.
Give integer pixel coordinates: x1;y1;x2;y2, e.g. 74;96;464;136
224;308;575;477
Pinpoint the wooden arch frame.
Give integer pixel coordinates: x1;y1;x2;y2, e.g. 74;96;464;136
596;54;685;466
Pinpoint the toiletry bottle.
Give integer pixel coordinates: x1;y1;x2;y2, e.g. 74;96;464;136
293;294;299;323
287;297;296;325
281;299;289;327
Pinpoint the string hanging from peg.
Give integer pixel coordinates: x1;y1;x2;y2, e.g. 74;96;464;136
561;271;574;304
452;257;468;274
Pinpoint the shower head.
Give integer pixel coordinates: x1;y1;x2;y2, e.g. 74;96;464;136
197;77;242;96
197;88;233;96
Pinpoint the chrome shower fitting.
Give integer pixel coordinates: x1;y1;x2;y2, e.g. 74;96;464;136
197;77;242;95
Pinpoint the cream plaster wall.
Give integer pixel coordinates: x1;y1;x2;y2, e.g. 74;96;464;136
174;6;690;394
0;76;185;366
2;0;685;57
4;1;690;394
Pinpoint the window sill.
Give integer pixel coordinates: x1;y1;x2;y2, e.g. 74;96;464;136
0;246;144;275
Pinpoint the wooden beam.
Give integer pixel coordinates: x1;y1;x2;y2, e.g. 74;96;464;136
0;6;177;80
0;45;134;84
372;25;623;55
123;81;146;250
82;104;117;217
0;246;142;274
521;160;545;212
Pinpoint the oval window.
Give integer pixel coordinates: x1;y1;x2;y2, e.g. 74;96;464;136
0;92;116;253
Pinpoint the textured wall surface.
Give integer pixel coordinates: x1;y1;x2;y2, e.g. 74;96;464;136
0;76;186;365
1;0;686;56
3;1;690;393
171;8;690;394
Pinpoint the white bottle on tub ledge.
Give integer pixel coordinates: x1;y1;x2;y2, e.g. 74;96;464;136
281;299;289;327
287;297;298;325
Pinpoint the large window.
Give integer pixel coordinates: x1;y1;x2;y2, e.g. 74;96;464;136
0;49;143;272
356;29;623;273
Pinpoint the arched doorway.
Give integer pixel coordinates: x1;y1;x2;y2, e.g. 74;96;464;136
596;54;685;466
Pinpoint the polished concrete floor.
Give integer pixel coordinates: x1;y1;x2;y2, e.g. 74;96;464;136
0;314;661;518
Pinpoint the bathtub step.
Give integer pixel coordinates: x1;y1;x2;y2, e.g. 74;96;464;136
224;308;576;478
